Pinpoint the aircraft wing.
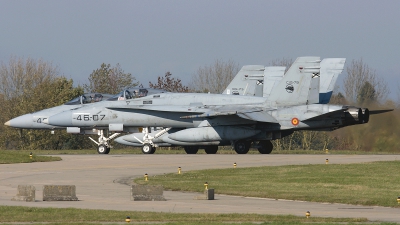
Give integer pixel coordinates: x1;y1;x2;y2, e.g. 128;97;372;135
107;105;204;113
108;104;278;123
180;105;278;123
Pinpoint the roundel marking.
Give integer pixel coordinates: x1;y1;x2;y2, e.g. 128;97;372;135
291;117;299;126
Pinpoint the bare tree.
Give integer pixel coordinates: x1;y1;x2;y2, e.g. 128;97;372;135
149;72;189;92
268;57;293;72
190;59;239;93
344;59;389;105
0;56;84;150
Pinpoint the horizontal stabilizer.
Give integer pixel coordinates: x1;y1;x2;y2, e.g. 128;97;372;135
369;109;394;115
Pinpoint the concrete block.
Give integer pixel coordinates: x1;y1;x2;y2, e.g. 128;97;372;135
11;185;35;202
131;185;166;201
43;185;78;201
195;189;214;200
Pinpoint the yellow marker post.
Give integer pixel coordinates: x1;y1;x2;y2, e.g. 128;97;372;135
204;182;208;190
325;159;329;164
233;162;237;168
144;173;148;181
306;211;310;218
29;152;32;159
397;196;400;204
325;148;329;154
125;216;131;223
178;167;181;174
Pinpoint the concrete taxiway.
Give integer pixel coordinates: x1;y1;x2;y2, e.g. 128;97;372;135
1;154;400;222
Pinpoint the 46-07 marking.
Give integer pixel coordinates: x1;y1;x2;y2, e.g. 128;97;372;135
76;114;105;121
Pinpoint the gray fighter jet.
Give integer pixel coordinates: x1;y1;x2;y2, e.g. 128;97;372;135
4;88;167;153
4;93;114;129
45;57;391;155
115;58;346;153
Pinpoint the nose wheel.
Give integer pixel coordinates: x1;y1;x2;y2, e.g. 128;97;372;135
89;130;120;154
97;144;110;154
142;143;156;154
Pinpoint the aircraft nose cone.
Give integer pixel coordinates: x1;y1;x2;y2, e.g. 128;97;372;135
47;111;73;127
4;114;33;128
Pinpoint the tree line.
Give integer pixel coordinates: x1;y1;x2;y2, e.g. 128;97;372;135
0;56;398;152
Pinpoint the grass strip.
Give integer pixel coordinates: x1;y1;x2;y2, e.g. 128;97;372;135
135;161;400;208
0;150;61;164
0;206;368;224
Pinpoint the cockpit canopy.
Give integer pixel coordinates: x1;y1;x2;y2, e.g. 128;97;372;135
107;88;167;101
64;93;114;105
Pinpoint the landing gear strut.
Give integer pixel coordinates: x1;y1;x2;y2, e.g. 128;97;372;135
89;130;120;154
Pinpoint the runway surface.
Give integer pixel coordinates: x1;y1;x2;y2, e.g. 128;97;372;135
1;154;400;222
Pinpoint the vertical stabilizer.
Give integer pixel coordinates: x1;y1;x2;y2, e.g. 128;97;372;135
319;58;346;104
268;57;321;106
263;67;285;98
222;65;264;96
307;71;320;104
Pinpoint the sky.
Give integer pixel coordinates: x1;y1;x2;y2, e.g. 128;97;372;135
1;0;399;99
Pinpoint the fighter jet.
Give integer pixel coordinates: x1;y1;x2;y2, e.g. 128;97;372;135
4;88;167;154
4;93;114;130
45;57;391;155
115;58;346;153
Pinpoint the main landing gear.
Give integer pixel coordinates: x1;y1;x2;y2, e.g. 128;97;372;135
233;140;274;154
183;145;219;154
89;130;121;154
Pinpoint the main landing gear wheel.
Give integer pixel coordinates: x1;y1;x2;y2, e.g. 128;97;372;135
184;146;199;154
234;140;250;154
257;140;273;154
204;146;218;154
97;144;110;154
142;143;156;154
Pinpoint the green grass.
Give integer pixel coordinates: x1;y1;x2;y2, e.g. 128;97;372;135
135;161;400;208
0;206;372;224
0;150;61;164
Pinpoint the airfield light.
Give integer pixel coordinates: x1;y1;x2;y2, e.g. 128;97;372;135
178;167;181;174
325;159;329;164
325;148;329;154
204;182;208;190
397;196;400;204
144;173;148;181
233;162;237;168
29;152;32;159
306;211;310;218
125;216;131;223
